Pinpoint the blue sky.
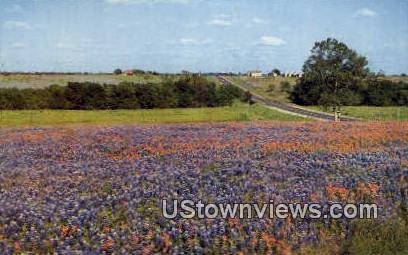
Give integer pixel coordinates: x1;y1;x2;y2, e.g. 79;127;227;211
0;0;407;74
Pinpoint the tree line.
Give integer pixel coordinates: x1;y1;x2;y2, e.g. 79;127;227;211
0;75;252;110
291;78;408;106
290;38;407;109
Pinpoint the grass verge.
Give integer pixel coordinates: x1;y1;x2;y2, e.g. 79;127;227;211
306;106;408;121
0;103;307;127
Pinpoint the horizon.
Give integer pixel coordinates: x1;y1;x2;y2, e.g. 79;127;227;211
0;0;407;74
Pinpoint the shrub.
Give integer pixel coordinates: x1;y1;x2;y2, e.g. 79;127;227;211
0;75;251;110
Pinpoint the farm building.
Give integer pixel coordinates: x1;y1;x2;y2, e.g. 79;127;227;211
282;71;303;77
247;70;263;77
267;72;279;77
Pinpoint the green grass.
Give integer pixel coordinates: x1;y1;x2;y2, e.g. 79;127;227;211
306;106;408;121
0;73;171;88
345;218;408;255
229;76;298;103
0;103;307;127
0;74;226;89
299;218;408;255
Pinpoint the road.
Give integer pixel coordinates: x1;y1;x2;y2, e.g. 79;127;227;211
216;76;356;121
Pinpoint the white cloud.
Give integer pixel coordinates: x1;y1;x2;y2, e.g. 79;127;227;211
208;14;234;26
208;15;234;26
355;8;377;17
252;17;268;24
177;37;214;45
105;0;191;4
258;36;286;46
11;42;26;49
208;19;232;26
3;20;31;30
180;38;197;45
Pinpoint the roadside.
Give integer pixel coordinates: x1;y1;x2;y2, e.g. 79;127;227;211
217;76;358;121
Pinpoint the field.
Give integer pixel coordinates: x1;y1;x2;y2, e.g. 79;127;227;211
0;103;306;127
379;75;408;83
0;73;407;253
0;121;407;254
306;106;408;121
0;73;168;88
229;76;297;103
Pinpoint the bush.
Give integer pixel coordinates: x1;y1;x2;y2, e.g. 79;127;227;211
291;78;408;106
0;88;26;109
279;81;291;94
363;79;408;106
0;75;252;110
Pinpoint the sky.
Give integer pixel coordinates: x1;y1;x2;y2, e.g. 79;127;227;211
0;0;407;74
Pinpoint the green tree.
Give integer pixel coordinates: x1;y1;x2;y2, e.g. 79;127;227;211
134;83;159;109
174;76;195;107
21;88;50;109
0;88;26;109
216;83;246;106
279;81;291;94
291;38;369;121
47;85;70;109
156;79;178;108
271;68;281;76
110;82;140;109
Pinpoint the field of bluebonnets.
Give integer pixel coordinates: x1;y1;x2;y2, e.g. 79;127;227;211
0;121;407;254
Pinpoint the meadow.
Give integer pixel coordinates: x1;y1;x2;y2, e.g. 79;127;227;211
0;122;407;254
0;73;167;89
0;103;306;127
0;73;407;254
306;106;408;121
229;76;297;103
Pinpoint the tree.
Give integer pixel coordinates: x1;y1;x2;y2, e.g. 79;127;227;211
21;88;50;109
291;38;369;121
279;81;291;94
64;82;109;109
114;68;122;75
110;82;140;109
134;83;159;109
376;69;385;77
47;85;69;109
156;80;178;108
0;88;25;109
271;68;281;76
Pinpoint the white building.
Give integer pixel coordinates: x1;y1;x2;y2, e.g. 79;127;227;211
247;70;263;77
283;71;303;77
